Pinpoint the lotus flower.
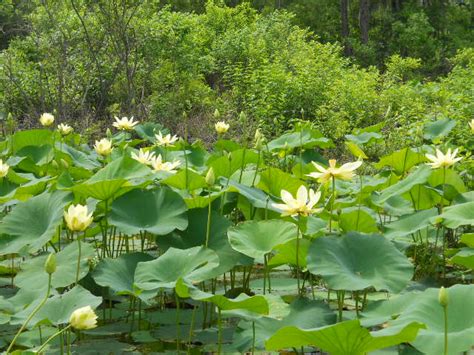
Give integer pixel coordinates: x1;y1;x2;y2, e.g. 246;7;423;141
273;185;321;217
64;204;93;232
215;121;230;134
307;159;362;183
39;113;55;126
131;148;155;165
94;138;113;156
155;131;178;147
113;116;139;130
426;148;462;169
57;123;73;135
151;154;180;173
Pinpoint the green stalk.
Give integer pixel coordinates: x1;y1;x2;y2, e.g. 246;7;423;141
441;167;447;280
7;274;53;353
296;222;301;295
205;192;212;248
329;176;336;233
175;294;181;353
251;321;256;355
75;232;81;285
217;308;222;354
443;305;448;355
184;146;189;191
251;149;261;187
238;148;247;183
336;290;345;322
36;324;72;354
187;305;197;353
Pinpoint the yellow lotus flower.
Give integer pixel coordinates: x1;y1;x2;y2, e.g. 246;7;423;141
215;121;230;134
425;148;462;169
0;160;9;178
113;116;139;130
155;131;179;147
39;113;55;126
469;119;474;133
64;204;93;232
57;123;73;135
150;154;180;173
131;148;155;165
94;138;113;156
307;159;362;183
272;185;321;217
69;306;98;330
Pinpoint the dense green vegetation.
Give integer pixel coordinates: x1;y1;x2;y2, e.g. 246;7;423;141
0;1;473;146
0;1;473;354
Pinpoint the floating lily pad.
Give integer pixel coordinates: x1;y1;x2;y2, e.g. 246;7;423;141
307;233;413;293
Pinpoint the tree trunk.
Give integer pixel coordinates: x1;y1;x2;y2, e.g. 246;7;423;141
341;0;351;55
359;0;370;44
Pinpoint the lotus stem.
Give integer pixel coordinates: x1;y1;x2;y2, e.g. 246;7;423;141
217;308;222;354
443;305;448;355
205;192;212;248
329;176;336;233
175;293;181;352
7;273;52;353
251;321;256;354
187;305;197;353
296;222;301;295
75;233;81;285
36;324;71;354
336;290;345;322
251;149;261;187
238;148;247;183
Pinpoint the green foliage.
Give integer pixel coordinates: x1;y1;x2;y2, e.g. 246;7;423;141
1;2;471;146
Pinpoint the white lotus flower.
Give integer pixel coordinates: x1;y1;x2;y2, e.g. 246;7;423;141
39;113;55;126
112;116;139;130
272;185;321;217
57;123;73;135
215;121;230;134
131;148;155;165
426;148;462;169
64;204;93;232
94;138;113;156
307;159;362;183
0;160;9;178
155;131;178;147
69;306;98;330
150;154;180;173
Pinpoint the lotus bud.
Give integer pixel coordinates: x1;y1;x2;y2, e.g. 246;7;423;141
254;129;265;150
438;286;448;307
213;109;220;119
44;253;57;275
205;168;215;186
51;160;59;169
61;159;69;169
0;160;10;178
69;306;98;330
239;111;247;122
